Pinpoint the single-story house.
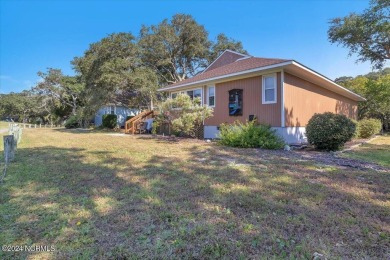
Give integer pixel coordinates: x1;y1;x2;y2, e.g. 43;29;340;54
95;104;139;127
158;50;365;143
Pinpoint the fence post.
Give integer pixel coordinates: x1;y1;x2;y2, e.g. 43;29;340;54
3;135;15;163
17;128;22;144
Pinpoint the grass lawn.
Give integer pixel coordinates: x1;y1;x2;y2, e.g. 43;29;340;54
342;135;390;167
0;121;10;129
0;127;389;259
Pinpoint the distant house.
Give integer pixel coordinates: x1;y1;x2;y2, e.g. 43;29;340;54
95;104;139;127
158;50;365;143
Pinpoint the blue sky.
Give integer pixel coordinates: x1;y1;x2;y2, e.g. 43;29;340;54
0;0;382;94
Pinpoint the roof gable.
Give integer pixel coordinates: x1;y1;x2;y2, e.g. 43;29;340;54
203;49;250;73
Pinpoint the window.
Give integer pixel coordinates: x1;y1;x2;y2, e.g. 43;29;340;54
187;90;194;100
193;89;201;100
228;89;243;116
208;86;215;107
171;89;202;105
262;74;277;104
186;89;202;104
110;106;115;115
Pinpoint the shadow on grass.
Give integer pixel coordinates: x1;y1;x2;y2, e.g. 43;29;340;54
0;142;389;259
52;128;121;135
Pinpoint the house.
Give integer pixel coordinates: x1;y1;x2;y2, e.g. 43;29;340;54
158;50;365;143
95;104;139;127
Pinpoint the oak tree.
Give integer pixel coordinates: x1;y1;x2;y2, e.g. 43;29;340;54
328;0;390;69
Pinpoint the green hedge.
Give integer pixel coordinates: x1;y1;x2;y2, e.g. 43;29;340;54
218;121;284;149
306;112;356;151
357;118;382;138
102;114;117;129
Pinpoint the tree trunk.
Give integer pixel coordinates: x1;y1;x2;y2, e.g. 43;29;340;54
150;93;154;110
72;96;77;115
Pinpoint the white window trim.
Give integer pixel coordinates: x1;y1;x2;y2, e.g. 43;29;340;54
262;73;277;104
207;85;216;107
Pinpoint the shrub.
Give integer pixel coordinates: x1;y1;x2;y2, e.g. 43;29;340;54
65;115;81;129
218;121;285;149
102;114;117;129
351;119;359;139
306;112;356;151
357;118;382;138
155;94;213;138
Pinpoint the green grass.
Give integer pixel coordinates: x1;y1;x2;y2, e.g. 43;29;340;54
343;135;390;167
0;128;389;259
0;121;10;129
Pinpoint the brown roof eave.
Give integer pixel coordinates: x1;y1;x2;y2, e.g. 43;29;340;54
158;60;293;91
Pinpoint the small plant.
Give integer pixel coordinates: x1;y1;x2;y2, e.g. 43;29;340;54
357;118;382;138
102;114;117;129
218;121;285;149
306;112;356;151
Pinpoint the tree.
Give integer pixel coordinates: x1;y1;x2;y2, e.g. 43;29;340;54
360;75;390;129
34;68;84;116
0;91;43;123
139;14;248;86
139;14;211;84
328;0;390;69
73;33;158;117
208;33;249;63
337;68;390;130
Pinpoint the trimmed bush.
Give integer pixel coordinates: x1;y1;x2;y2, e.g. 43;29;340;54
102;114;117;129
218;121;285;149
357;118;382;138
306;112;356;151
65;115;80;129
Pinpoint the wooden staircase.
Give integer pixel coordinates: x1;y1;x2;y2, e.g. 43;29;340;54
125;110;154;134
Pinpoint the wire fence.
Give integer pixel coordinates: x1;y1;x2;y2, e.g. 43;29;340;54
1;124;22;183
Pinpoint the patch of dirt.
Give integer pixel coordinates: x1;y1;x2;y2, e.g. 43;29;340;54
267;149;388;172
